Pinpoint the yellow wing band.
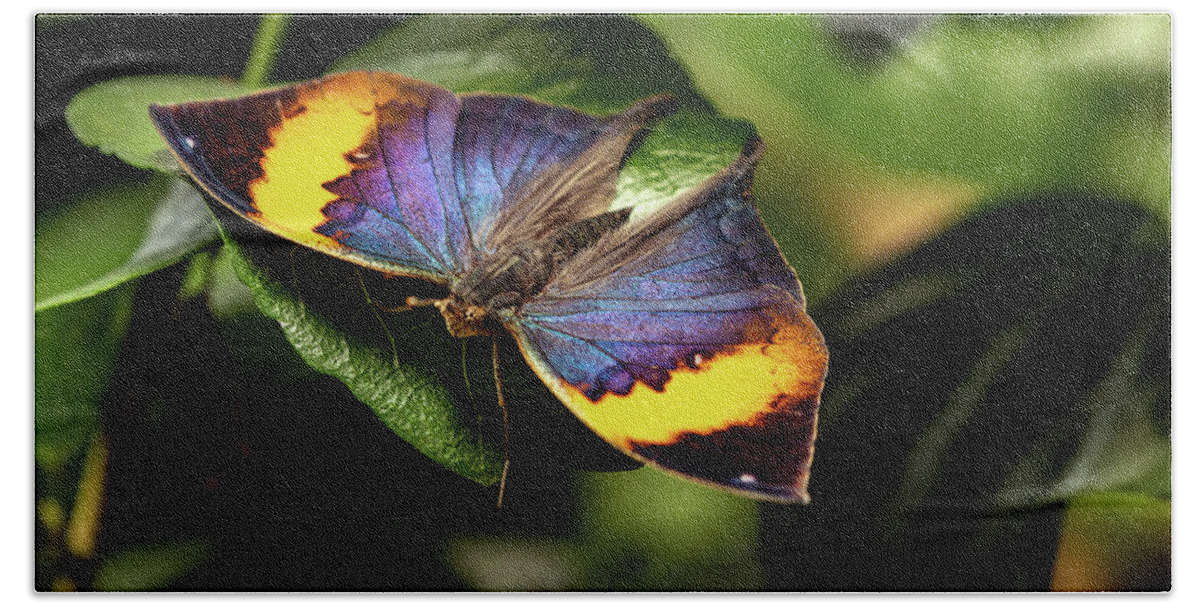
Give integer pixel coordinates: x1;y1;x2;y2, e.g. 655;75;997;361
247;72;430;253
516;310;826;450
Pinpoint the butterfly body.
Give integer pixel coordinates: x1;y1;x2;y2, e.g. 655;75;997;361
442;208;634;337
150;71;827;503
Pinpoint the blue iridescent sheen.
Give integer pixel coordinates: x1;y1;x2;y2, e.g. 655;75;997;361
517;171;804;400
453;95;605;254
150;72;825;502
320;89;466;274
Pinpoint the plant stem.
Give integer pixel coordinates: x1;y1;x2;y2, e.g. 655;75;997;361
65;432;108;560
242;14;289;88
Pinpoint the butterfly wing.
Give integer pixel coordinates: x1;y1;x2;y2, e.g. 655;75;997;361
151;71;818;499
453;92;677;256
508;138;828;502
151;70;676;282
151;71;471;281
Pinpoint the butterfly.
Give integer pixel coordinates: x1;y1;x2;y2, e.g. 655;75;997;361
149;71;827;503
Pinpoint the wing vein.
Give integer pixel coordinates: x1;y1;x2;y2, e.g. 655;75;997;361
523;316;746;347
366;95;445;271
529;323;662;373
423;99;465;271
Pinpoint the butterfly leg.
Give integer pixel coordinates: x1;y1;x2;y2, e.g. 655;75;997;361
368;296;442;313
492;336;511;509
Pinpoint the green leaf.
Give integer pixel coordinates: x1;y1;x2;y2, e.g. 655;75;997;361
612;114;751;222
93;539;210;591
760;194;1169;590
642;14;1171;215
35;176;217;312
222;236;504;485
241;14;289;89
35;287;134;472
66;75;259;170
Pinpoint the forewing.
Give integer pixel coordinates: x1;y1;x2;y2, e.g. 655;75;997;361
150;71;470;282
509;139;828;502
454;94;678;255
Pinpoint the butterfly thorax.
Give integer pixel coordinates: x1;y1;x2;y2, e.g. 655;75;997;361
436;208;632;338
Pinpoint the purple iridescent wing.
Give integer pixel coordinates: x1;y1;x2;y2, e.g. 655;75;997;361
150;70;674;281
150;71;828;502
453;92;677;255
150;71;467;281
508;139;829;502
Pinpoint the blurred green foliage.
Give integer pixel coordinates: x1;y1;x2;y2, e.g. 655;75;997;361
34;289;132;472
36;13;1169;591
35;177;216;311
649;15;1169;207
645;13;1170;298
93;539;211;591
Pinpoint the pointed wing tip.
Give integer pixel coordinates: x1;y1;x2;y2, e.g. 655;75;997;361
147;104;182;152
723;473;812;505
740;135;765;165
776;488;812;505
785;479;812;505
626;93;681;122
148;103;188;141
744;134;763;160
147;102;171;123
